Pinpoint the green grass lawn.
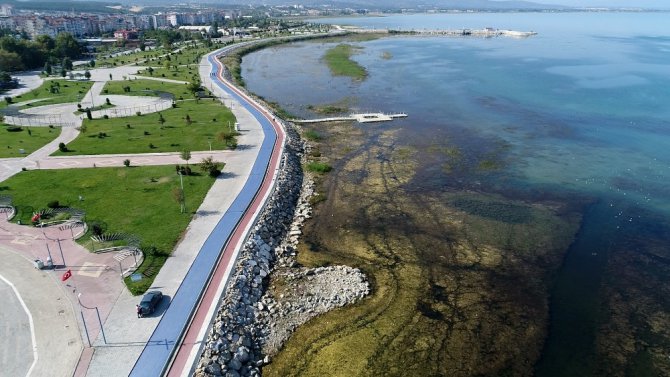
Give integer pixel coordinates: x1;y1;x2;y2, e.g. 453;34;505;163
135;66;200;83
136;43;218;67
323;44;367;80
3;166;218;294
95;47;169;68
55;98;237;155
102;79;192;99
0;125;61;158
1;80;93;110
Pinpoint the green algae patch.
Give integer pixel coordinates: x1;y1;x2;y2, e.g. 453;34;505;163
323;44;367;81
265;120;581;377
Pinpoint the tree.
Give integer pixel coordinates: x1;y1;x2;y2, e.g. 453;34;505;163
180;150;191;166
58;142;68;152
60;67;67;77
61;57;73;71
89;59;95;68
147;66;154;76
0;50;23;72
199;156;222;177
85;108;92;120
84;70;91;80
217;130;238;149
123;159;131;167
158;112;165;125
43;62;52;75
54;32;83;59
187;81;201;98
0;71;17;89
34;35;55;51
185;114;192;125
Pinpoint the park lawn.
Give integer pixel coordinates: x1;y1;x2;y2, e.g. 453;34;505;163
323;44;367;80
135;66;200;83
103;79;192;99
95;47;169;68
0;125;61;158
54;99;236;155
136;43;217;67
1;80;93;110
4;166;217;294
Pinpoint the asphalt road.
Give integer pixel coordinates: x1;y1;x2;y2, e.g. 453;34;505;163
0;274;33;377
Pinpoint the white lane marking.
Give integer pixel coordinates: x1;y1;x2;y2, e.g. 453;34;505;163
0;273;38;377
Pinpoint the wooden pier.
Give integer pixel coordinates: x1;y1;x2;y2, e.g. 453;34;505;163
292;112;408;124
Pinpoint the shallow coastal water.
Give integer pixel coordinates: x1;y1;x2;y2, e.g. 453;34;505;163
242;12;670;375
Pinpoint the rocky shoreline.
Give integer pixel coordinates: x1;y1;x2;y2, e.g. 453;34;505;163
195;118;369;377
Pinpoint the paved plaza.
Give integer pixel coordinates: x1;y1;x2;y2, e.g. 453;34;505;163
0;45;270;377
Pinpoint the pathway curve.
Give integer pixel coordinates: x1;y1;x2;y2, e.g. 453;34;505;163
84;43;278;377
0;41;282;377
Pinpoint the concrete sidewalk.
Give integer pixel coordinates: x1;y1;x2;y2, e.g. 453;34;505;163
0;215;128;377
0;247;82;377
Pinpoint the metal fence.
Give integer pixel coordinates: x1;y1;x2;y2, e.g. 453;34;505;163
3;114;76;127
91;100;173;119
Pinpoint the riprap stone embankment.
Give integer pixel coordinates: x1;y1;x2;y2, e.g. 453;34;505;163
196;120;369;377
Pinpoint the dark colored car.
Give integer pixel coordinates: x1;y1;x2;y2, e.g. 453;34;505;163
137;291;163;317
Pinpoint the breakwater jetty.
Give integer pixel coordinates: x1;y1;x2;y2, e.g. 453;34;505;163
346;26;537;38
293;112;408;124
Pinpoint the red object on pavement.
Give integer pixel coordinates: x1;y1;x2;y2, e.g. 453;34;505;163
61;269;72;281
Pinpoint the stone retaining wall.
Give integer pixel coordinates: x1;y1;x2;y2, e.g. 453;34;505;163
195;121;369;377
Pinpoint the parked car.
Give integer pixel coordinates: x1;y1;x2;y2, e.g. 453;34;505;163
137;291;163;317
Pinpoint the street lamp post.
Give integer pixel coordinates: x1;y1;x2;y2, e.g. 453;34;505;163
78;293;107;344
179;172;186;213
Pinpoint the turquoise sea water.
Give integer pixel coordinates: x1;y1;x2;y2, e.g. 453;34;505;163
242;12;670;375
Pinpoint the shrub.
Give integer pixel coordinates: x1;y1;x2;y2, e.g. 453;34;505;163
304;129;322;141
199;156;222;177
103;114;109;119
123;159;130;167
144;131;150;136
58;142;68;152
6;126;22;132
91;222;104;236
136;111;142;116
47;200;60;209
306;161;332;173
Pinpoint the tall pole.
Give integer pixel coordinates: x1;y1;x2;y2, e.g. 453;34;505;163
179;172;186;213
57;238;66;266
80;311;91;347
95;307;107;344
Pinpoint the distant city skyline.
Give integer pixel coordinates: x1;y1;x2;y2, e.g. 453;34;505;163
503;0;670;8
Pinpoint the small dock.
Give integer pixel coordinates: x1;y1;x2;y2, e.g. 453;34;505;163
293;112;408;124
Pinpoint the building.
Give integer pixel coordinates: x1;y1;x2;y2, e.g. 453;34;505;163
178;25;212;34
114;29;138;40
